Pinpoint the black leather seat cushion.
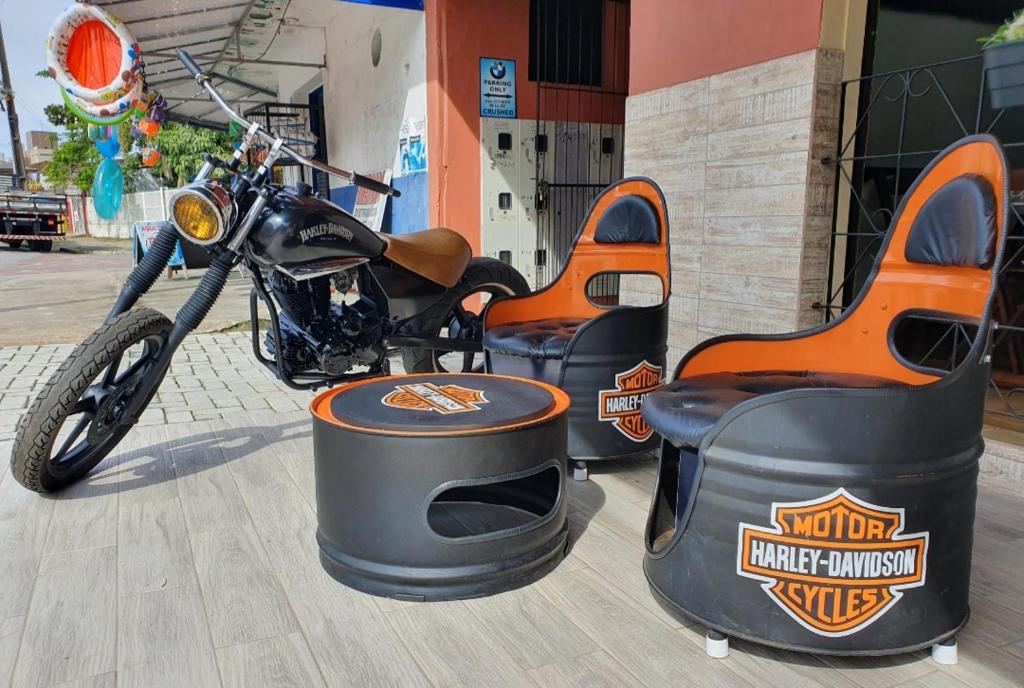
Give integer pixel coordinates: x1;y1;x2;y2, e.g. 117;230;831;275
594;195;659;244
642;370;907;449
483;318;587;359
904;173;996;268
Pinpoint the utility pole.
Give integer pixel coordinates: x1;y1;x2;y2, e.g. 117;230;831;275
0;20;26;190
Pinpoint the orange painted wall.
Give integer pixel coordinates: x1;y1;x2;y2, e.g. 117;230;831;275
425;0;628;250
426;0;818;247
629;0;824;95
427;0;525;248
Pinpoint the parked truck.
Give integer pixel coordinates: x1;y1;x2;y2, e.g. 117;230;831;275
0;192;67;252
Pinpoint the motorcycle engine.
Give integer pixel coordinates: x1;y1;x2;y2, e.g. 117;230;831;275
265;271;384;375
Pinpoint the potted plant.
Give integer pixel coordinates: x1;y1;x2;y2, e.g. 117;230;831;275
983;9;1024;109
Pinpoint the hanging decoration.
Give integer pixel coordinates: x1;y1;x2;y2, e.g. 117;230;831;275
130;93;165;168
46;3;142;118
140;147;161;168
46;3;166;218
92;157;124;219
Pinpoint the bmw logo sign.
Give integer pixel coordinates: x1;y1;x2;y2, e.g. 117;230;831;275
490;62;506;79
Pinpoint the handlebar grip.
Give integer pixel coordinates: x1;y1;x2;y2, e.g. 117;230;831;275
177;49;203;78
353;173;401;198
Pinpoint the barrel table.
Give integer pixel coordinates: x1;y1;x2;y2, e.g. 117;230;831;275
310;373;571;601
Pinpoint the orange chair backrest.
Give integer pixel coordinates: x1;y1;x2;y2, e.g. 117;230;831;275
485;177;671;325
679;136;1008;385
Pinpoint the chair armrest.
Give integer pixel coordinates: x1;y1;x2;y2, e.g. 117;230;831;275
483;291;550;328
675;317;939;385
676;329;821;378
702;367;985;463
483;274;604;328
563;303;669;358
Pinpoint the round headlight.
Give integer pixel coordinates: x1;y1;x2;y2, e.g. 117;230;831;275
169;183;232;245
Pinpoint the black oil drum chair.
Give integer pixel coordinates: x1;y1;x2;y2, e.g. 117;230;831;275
640;135;1007;662
482;177;670;480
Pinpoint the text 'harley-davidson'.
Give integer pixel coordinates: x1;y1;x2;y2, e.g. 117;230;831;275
9;49;528;493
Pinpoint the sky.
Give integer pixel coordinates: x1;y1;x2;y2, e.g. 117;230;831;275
0;0;71;160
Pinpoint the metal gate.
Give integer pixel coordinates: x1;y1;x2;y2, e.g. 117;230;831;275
530;0;630;296
823;54;1024;422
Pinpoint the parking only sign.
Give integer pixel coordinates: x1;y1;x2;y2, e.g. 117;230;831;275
480;57;516;118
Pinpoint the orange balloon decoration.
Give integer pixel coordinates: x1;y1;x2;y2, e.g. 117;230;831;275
138;117;160;137
141;147;160;167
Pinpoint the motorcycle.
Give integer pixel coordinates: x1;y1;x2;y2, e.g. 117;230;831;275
10;49;529;493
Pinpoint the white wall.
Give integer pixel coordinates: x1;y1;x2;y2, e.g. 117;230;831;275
86;190;171;239
318;5;427;176
269;2;427;191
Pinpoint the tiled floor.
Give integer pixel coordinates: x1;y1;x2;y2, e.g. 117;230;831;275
1;339;1023;686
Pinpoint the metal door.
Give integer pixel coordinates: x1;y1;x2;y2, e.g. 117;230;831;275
530;0;630;296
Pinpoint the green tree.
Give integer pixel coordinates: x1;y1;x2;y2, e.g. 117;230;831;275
152;124;235;187
40;70;236;191
41;103;141;193
41;104;103;192
42;111;236;191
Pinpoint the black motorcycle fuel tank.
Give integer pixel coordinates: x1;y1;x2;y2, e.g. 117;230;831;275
246;186;386;273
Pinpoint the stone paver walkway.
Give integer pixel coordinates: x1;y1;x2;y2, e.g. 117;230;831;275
0;247;254;347
0;333;317;442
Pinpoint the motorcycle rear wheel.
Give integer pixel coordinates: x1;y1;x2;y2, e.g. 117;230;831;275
10;308;172;493
402;258;530;374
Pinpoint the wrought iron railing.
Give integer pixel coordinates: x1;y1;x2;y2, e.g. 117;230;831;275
821;54;1024;425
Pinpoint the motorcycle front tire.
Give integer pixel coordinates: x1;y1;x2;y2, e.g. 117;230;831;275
10;308;172;493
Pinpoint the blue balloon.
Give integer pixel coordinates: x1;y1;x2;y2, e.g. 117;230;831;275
93;158;124;220
95;134;120;159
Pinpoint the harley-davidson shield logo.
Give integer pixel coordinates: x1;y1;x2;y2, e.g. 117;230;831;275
381;383;489;414
737;489;929;637
597;360;663;442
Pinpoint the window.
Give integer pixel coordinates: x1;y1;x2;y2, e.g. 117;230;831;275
528;0;604;86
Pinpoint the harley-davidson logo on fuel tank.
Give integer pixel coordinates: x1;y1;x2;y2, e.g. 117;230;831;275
737;489;929;637
381;383;489;414
299;223;354;243
597;360;663;442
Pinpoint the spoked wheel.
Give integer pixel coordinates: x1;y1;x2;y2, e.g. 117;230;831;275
431;294;493;373
11;308;172;492
402;258;530;374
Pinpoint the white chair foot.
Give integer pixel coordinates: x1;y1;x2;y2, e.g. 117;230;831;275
705;629;728;659
932;638;958;665
572;461;589;482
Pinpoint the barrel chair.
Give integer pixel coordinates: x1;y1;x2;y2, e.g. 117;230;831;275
482;177;670;480
640;135;1007;661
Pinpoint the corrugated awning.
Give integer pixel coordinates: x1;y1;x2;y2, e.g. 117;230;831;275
92;0;327;127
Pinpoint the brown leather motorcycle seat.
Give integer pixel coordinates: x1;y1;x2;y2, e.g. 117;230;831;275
642;370;907;450
383;227;472;288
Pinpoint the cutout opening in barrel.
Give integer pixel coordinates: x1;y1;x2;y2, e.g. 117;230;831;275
428;465;560;539
649;446;698;552
585;272;665;308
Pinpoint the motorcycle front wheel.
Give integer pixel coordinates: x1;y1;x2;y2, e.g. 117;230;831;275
402;257;530;374
10;308;172;492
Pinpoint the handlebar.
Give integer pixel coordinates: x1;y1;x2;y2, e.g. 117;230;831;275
175;49;400;198
178;49;204;79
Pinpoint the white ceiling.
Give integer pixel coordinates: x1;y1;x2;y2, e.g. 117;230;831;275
92;0;328;125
